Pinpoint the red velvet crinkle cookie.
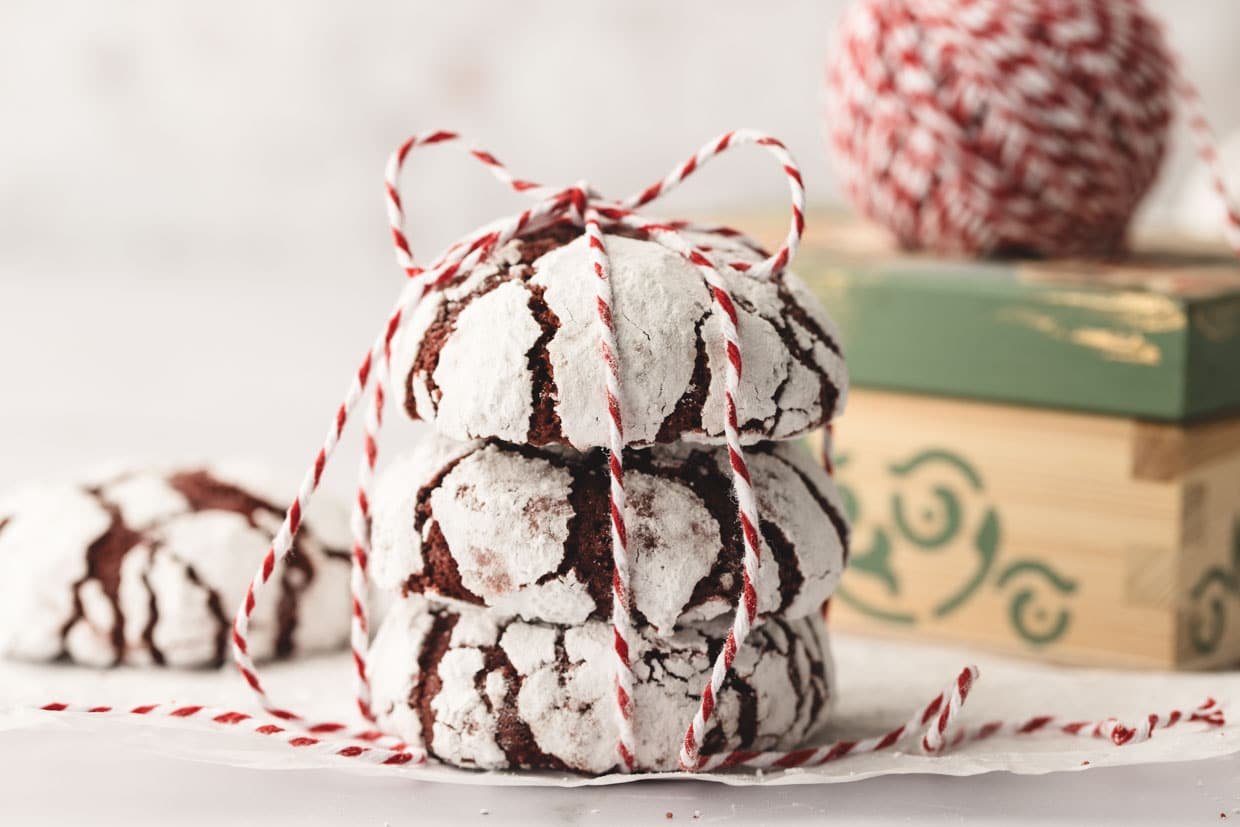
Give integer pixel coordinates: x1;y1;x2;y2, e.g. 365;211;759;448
370;434;849;635
393;224;848;450
370;595;833;774
0;463;351;668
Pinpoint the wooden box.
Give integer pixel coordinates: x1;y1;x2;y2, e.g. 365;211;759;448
811;392;1240;669
787;216;1240;668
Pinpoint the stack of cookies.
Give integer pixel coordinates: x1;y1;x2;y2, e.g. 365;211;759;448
368;223;850;774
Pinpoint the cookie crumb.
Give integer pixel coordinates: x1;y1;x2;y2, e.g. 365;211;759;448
693;811;701;820
1080;760;1090;766
480;809;489;816
666;813;674;820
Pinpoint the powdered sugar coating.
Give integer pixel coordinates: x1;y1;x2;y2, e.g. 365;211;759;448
370;435;849;635
394;228;848;450
536;236;709;447
429;280;542;444
0;486;107;661
370;595;834;773
0;464;353;668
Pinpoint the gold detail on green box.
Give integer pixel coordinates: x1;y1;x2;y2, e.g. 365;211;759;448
800;248;1240;420
1034;289;1187;334
998;306;1165;366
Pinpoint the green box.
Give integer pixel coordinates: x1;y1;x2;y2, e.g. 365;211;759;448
800;245;1240;422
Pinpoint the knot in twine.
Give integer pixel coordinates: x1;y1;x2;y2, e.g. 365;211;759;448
825;0;1240;257
208;128;1227;774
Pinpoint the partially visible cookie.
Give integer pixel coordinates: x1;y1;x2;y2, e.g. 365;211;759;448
370;435;849;635
394;224;848;450
0;462;351;668
370;595;833;774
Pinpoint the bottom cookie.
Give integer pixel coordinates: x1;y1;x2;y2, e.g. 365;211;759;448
369;596;833;774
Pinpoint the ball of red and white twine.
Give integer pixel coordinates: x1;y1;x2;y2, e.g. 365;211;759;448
825;0;1240;257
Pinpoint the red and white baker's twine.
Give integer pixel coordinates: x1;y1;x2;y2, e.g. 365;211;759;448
825;0;1240;257
33;128;1229;771
35;668;1224;774
1177;72;1240;254
693;667;1226;771
581;203;638;771
36;702;418;768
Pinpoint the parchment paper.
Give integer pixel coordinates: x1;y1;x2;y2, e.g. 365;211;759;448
2;634;1236;787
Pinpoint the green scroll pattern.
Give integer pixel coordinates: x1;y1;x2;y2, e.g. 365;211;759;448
1186;519;1240;656
835;448;1078;647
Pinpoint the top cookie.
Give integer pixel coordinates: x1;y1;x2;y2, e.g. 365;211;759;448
395;224;848;450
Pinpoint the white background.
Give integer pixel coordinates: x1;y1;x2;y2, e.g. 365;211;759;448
1;2;1239;823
